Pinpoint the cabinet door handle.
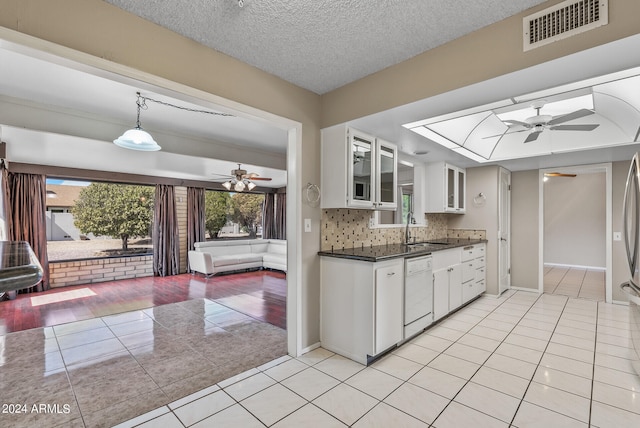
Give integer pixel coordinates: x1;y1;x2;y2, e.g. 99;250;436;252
387;272;396;276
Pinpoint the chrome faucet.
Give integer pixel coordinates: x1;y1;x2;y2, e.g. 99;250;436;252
405;211;414;244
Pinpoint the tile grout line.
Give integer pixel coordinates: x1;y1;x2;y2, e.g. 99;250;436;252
427;291;538;426
51;325;89;428
588;301;599;427
507;293;568;427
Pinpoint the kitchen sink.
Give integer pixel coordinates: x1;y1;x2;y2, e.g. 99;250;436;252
407;242;431;247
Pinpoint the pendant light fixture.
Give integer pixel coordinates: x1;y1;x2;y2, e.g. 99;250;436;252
114;92;161;151
114;92;234;152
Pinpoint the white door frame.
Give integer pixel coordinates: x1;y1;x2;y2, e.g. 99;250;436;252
538;163;613;302
498;167;511;294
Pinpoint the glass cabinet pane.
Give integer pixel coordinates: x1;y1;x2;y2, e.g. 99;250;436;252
378;145;395;204
457;170;465;210
447;167;455;209
352;136;372;202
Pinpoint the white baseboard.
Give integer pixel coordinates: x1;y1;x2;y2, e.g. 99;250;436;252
544;263;605;271
299;342;321;356
611;299;630;306
509;286;541;294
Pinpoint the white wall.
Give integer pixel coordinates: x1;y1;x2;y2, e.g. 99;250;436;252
511;170;540;290
543;173;606;268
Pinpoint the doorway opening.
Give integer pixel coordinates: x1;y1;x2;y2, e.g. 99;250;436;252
539;164;612;302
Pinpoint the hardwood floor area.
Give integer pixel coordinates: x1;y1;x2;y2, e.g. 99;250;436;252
0;270;286;334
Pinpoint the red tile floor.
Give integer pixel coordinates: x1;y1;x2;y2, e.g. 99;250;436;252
0;270;287;334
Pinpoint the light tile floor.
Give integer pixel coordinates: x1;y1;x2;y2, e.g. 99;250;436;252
544;266;606;301
0;298;287;427
119;291;640;427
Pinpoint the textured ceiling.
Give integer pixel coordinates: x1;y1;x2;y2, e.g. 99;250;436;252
103;0;548;94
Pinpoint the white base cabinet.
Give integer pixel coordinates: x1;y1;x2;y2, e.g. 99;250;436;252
462;244;486;304
432;247;462;320
320;257;404;364
433;243;486;320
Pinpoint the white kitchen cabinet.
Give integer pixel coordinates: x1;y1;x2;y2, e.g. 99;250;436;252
374;262;404;354
320;257;403;364
321;125;397;210
425;162;466;213
462;244;487;303
432;247;462;319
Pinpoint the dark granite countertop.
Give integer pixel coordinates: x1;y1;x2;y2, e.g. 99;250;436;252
318;238;487;262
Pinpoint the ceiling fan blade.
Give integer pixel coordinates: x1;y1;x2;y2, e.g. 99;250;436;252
504;120;531;127
549;124;599;131
211;173;233;178
523;131;541;143
250;177;272;181
482;128;528;139
547;108;594;125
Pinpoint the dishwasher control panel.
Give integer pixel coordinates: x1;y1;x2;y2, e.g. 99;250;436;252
405;256;432;275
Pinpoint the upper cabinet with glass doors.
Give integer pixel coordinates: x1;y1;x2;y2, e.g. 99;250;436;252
425;162;466;213
321;125;397;210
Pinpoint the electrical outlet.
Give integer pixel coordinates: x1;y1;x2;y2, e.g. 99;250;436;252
369;217;375;228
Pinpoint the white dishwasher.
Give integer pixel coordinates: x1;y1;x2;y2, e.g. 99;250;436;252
404;255;433;339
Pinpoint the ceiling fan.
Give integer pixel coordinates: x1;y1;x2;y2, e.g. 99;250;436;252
213;163;272;192
494;101;600;143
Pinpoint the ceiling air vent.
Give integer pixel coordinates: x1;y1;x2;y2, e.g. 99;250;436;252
523;0;608;51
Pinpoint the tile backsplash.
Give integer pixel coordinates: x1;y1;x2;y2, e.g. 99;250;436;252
321;209;486;251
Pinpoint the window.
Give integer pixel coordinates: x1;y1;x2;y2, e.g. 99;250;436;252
205;190;264;240
46;179;154;261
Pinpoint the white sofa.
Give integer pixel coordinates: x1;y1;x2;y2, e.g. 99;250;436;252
188;239;286;277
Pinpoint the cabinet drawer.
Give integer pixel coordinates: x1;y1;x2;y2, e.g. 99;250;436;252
475;256;486;268
476;279;486;294
475;266;486;283
461;246;475;262
462;280;476;303
462;260;475;283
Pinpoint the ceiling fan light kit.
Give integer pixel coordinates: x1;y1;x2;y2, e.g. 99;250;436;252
217;163;270;192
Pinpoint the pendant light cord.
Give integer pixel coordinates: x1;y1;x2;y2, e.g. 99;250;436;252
135;92;234;122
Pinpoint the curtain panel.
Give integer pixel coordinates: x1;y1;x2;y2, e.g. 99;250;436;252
262;192;276;239
153;184;179;277
6;171;50;292
275;193;286;240
0;160;9;241
186;187;205;272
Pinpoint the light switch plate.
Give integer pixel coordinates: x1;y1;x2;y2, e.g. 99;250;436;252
304;218;311;232
613;231;622;241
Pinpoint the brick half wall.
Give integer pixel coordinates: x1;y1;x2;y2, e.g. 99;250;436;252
49;256;154;288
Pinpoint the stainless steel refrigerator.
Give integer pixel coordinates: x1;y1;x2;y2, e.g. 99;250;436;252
621;153;640;377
